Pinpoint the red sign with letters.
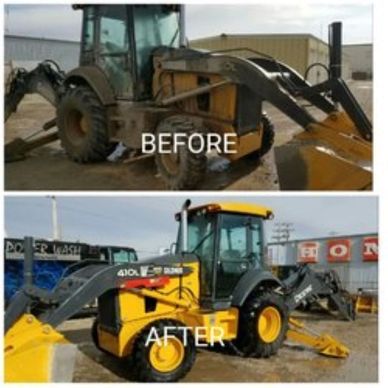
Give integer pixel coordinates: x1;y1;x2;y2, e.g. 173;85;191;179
363;237;378;262
298;242;319;263
327;239;351;262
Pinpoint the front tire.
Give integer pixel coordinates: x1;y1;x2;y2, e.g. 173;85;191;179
131;319;196;382
234;291;288;358
155;115;207;190
245;113;275;160
57;85;111;163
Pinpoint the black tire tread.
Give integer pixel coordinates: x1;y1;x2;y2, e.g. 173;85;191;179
155;115;207;190
57;85;110;163
246;112;275;160
234;291;288;358
130;319;196;382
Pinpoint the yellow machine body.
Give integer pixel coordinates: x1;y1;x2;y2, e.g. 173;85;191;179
97;260;239;357
153;70;265;160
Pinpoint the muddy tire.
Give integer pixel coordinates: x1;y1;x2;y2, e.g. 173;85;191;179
155;115;207;190
246;113;275;160
234;291;288;358
57;85;110;163
130;319;196;382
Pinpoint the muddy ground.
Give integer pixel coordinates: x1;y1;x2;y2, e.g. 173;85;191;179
4;81;372;191
58;311;377;382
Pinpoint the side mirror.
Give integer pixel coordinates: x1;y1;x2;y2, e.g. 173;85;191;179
170;242;177;255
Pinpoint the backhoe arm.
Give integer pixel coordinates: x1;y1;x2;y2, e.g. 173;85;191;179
5;60;65;122
282;265;355;321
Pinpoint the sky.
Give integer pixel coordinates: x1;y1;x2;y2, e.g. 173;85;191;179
4;196;378;259
4;3;373;44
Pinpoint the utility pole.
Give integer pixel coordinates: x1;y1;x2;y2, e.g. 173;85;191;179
50;196;61;240
271;222;295;243
5;5;9;34
271;222;295;264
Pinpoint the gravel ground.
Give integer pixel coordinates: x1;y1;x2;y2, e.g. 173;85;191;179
57;311;377;383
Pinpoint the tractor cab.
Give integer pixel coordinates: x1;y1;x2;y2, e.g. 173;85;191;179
176;202;273;307
75;4;183;100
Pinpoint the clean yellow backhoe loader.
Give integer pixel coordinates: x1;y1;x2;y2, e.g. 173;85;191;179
5;5;372;190
5;201;351;382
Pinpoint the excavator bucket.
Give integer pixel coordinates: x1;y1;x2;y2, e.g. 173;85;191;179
4;314;77;382
275;112;372;191
287;317;349;358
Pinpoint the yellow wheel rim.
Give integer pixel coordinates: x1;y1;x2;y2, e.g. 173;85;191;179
258;306;282;343
149;337;185;373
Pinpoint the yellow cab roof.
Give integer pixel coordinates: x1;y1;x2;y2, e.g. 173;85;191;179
190;202;273;219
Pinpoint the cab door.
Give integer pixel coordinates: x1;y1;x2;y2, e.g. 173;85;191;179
89;5;134;98
215;214;263;299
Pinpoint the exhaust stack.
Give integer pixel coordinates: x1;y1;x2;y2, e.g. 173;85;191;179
180;199;191;253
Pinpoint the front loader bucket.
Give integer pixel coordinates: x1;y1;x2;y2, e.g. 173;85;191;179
4;314;77;382
275;113;372;190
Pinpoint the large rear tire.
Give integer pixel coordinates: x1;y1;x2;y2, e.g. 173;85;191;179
234;291;288;358
155;115;207;190
131;319;196;382
57;85;111;163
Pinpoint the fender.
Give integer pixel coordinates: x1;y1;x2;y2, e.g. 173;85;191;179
231;269;282;307
65;66;116;106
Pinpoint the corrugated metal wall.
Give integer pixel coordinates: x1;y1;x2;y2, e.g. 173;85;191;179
191;34;309;79
5;35;80;72
343;44;373;78
307;37;351;82
191;34;351;83
267;233;378;293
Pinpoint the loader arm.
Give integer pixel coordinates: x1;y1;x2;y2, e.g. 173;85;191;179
5;260;192;333
281;264;355;321
160;22;371;190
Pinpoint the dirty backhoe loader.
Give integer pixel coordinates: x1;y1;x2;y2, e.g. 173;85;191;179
5;201;352;382
5;5;372;190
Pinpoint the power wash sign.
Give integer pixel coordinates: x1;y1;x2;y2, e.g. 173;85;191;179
4;238;83;261
297;242;319;263
327;239;351;263
363;236;378;262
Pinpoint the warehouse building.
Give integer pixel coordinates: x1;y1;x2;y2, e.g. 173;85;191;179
4;34;80;72
343;43;373;79
267;233;378;293
190;33;351;83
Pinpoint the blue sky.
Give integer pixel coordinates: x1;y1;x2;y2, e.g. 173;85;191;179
4;3;373;44
4;196;378;258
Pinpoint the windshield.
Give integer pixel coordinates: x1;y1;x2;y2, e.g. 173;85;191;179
111;248;137;263
133;5;181;98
